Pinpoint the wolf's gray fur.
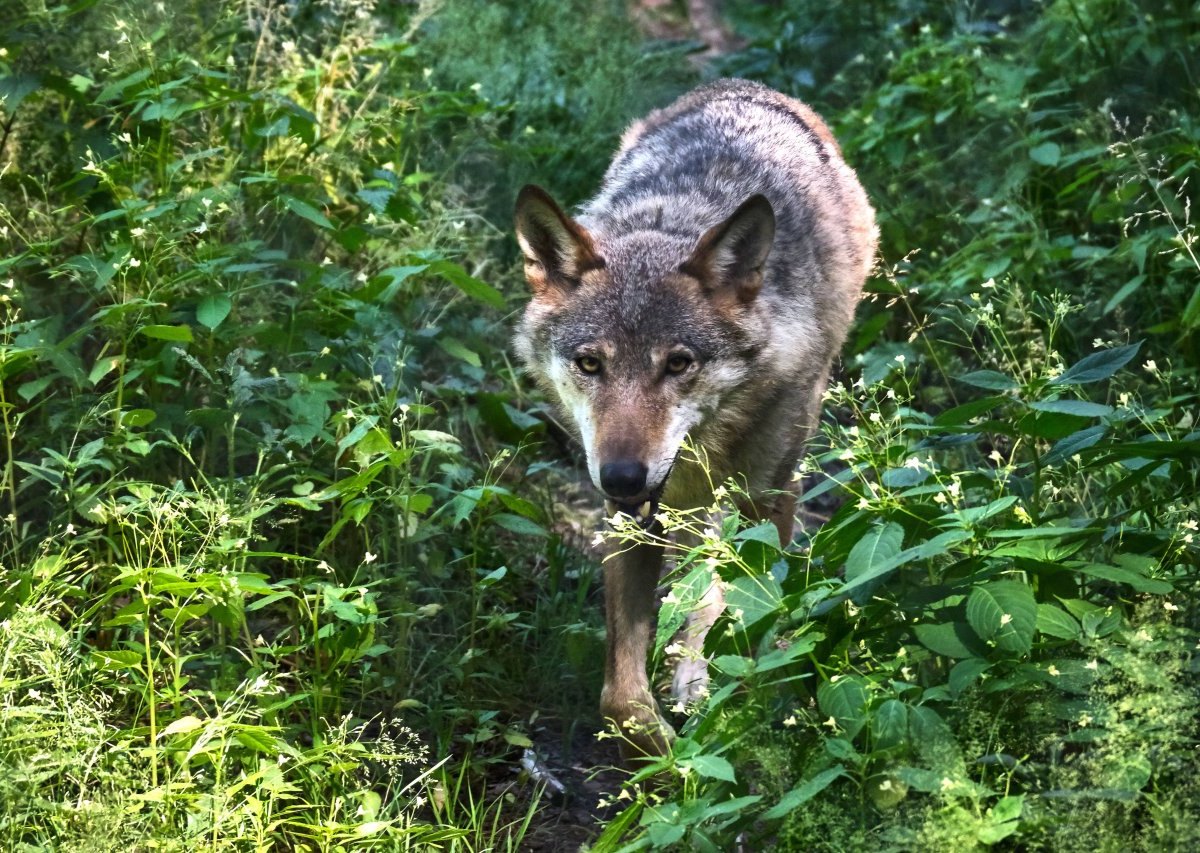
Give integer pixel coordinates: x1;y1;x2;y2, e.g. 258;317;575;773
514;78;877;759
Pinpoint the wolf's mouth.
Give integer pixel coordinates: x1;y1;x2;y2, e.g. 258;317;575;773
605;495;661;529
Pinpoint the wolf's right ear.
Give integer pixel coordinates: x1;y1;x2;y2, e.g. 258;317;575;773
514;185;602;298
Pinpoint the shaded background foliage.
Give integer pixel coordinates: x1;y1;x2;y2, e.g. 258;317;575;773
0;0;1197;850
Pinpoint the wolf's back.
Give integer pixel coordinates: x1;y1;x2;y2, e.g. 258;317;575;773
580;78;876;351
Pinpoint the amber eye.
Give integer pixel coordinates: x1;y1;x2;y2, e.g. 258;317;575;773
665;354;693;375
575;355;603;375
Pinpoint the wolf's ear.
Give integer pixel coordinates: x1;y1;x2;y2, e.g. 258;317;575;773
514;185;602;297
680;195;776;303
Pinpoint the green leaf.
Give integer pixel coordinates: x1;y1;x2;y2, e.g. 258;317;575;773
686;754;736;783
1073;562;1171;594
934;395;1008;426
871;699;908;750
762;768;845;820
817;676;869;738
949;658;990;696
1036;604;1081;640
735;520;781;550
913;622;986;659
966;580;1037;655
1030;141;1061;166
1028;399;1113;418
845;522;903;582
438;336;482;367
492;513;546;537
1045;425;1107;464
428;259;506;309
957;370;1018;391
725;573;783;627
1051;341;1142;385
196;294;232;330
120;408;157;428
18;376;52;401
140;324;194;343
283;196;333;230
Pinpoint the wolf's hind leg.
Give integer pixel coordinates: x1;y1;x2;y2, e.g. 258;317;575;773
670;572;724;705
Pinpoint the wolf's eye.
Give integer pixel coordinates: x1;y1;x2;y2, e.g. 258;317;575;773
575;355;603;375
665;354;693;375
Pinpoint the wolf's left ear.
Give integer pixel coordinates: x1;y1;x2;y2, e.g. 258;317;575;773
514;185;602;298
680;195;776;303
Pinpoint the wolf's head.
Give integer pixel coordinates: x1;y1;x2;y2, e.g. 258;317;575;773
514;185;776;522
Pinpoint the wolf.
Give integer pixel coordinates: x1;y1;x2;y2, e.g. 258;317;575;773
513;78;877;759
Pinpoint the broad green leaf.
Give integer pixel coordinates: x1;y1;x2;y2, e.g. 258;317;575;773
871;699;908;750
1030;141;1061;166
817;675;869;738
428;259;506;309
725;573;783;627
1073;562;1171;594
1036;604;1081;640
762;768;845;820
1028;399;1113;418
438;336;482;367
161;715;204;738
913;621;985;659
283;196;333;229
196;293;232;330
18;376;52;401
89;354;124;385
492;513;545;537
1051;341;1142;385
90;650;143;670
966;580;1037;655
845;522;903;582
949;658;990;696
1045;425;1108;464
957;370;1018;391
735;520;781;550
686;754;736;783
140;324;194;343
934;395;1008;427
120;408;156;428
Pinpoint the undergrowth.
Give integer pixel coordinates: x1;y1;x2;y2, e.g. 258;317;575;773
1;0;1198;851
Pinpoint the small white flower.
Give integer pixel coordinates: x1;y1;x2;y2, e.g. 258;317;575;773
363;551;377;564
130;226;146;237
1047;665;1060;677
1085;659;1099;671
194;221;208;234
1143;359;1158;374
127;257;141;268
1000;613;1013;626
783;714;798;727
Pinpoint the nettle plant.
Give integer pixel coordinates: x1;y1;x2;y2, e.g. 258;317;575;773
593;282;1198;851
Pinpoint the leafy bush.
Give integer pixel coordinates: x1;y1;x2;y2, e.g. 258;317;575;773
2;0;1198;850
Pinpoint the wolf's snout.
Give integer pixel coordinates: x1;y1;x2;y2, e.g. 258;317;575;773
599;460;648;499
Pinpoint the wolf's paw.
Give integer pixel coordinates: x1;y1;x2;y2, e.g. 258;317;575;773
600;692;675;760
670;656;710;707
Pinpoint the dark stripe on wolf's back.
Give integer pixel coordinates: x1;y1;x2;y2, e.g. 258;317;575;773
608;93;831;183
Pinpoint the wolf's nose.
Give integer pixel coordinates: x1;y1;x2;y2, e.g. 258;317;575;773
600;460;648;498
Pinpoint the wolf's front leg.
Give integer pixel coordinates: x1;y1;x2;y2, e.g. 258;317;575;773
600;540;674;760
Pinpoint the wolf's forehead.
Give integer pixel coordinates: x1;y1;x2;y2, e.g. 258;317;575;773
550;283;717;357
